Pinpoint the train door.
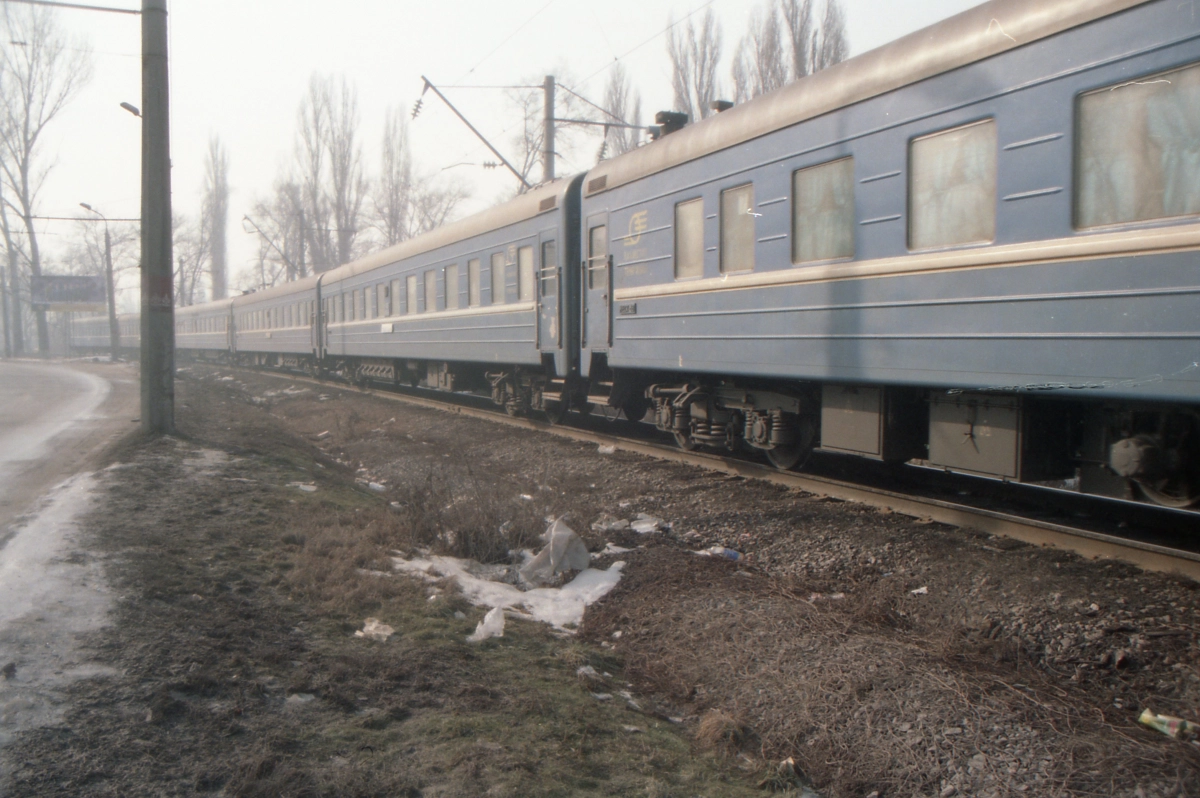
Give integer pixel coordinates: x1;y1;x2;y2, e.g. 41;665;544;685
582;213;611;352
537;232;560;352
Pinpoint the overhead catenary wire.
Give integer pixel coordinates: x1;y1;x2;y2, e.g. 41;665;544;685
452;0;559;85
430;0;719;179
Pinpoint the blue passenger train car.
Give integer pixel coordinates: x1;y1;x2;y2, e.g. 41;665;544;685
76;0;1199;508
576;0;1200;504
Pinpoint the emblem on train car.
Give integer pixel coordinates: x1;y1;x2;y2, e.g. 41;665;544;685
625;210;648;247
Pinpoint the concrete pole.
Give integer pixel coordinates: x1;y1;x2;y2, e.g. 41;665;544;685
140;0;174;434
1;267;11;359
103;224;120;362
543;75;555;183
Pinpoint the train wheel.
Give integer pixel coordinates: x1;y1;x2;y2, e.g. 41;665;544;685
621;396;650;423
764;416;817;471
1135;478;1199;508
672;430;697;451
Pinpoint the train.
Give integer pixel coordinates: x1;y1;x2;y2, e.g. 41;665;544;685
73;0;1200;508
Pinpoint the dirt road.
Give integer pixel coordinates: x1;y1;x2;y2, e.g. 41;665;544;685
0;360;138;537
0;360;139;751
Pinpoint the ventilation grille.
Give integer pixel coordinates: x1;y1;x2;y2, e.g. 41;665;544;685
587;175;608;193
539;196;557;212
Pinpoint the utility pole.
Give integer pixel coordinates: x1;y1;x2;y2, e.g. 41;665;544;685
543;75;555;183
81;204;121;361
141;0;173;434
1;267;10;359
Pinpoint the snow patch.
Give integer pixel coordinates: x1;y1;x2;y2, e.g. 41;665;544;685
392;553;624;631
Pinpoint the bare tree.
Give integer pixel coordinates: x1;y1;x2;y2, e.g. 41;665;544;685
202;136;230;299
811;0;849;73
504;69;592;192
666;8;723;123
0;4;92;354
601;62;642;159
373;105;412;247
295;75;367;271
780;0;814;81
732;3;789;103
173;213;208;307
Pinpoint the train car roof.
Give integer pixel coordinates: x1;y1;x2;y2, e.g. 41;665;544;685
582;0;1148;198
320;175;579;284
230;273;321;309
178;298;235;315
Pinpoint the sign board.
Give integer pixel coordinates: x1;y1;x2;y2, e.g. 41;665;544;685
30;275;107;312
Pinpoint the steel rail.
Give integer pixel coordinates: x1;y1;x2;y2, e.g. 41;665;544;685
242;367;1200;581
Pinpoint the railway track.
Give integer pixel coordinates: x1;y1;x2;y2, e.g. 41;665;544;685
237;365;1200;582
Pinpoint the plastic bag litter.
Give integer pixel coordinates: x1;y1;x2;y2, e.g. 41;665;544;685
354;618;395;641
631;513;667;534
1138;708;1200;743
468;607;505;642
519;519;591;586
591;514;630;533
597;444;616;455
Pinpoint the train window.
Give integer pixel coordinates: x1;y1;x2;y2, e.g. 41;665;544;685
674;198;704;279
406;275;417;315
720;184;755;273
468;259;481;307
792;157;855;264
908;119;996;250
359;289;368;320
390;279;401;316
1077;61;1200;228
517;246;534;302
491;252;506;304
444;264;459;310
377;284;387;317
424;269;437;312
588;225;607;289
540;241;557;297
338;294;346;323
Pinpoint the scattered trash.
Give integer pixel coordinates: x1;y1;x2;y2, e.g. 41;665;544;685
217;375;234;381
354;618;395;642
453;611;467;620
315;430;331;440
618;501;631;508
597;444;616;455
808;592;846;602
598;542;632;556
631;513;667;534
758;757;821;795
623;725;644;733
2;662;15;681
706;546;743;561
519;493;534;501
393;547;624;631
576;665;603;681
467;607;506;642
367;482;386;492
591;514;630;532
285;693;316;710
611;630;623;639
591;692;613;701
519;519;591;586
910;586;929;595
1138;708;1199;743
287;482;318;493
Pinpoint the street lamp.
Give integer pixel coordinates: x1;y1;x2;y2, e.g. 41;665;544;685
80;202;121;362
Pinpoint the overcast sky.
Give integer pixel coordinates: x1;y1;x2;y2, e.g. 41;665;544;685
40;0;983;297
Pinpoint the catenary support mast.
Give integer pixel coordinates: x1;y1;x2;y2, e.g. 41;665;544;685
140;0;173;434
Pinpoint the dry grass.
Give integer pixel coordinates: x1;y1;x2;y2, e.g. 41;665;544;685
387;465;546;563
582;546;1200;798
